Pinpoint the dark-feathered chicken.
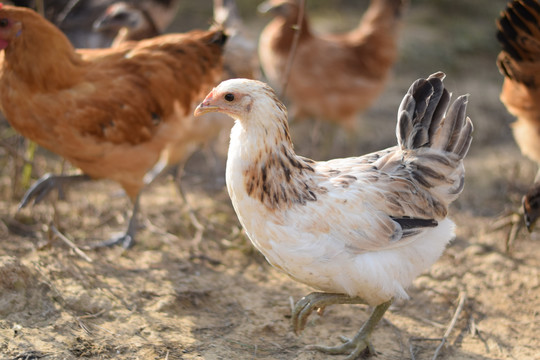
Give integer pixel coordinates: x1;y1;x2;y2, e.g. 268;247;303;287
497;0;540;232
93;2;160;47
10;0;180;48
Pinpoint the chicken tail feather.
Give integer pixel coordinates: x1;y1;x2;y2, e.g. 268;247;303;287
208;28;229;47
497;0;540;62
496;0;540;85
396;72;473;160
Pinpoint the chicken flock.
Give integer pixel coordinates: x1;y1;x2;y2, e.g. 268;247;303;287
0;0;535;359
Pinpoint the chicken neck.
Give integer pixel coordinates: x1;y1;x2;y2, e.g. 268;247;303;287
227;112;325;211
2;11;84;91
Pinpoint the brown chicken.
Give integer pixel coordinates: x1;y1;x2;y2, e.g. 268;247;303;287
93;2;160;47
497;0;540;232
257;0;406;129
0;4;227;248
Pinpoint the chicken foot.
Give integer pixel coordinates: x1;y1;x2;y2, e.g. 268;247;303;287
491;208;525;252
18;173;141;249
292;292;391;359
92;193;141;249
18;173;92;209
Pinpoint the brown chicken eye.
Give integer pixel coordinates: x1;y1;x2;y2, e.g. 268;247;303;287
0;19;8;28
224;93;234;102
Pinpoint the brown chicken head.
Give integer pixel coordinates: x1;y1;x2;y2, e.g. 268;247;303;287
0;4;28;50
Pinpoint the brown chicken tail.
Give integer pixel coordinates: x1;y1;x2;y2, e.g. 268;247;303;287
208;28;229;47
496;0;540;83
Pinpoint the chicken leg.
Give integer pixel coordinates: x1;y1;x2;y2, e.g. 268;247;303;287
94;193;141;249
18;173;92;209
19;173;139;249
491;167;540;251
292;292;391;359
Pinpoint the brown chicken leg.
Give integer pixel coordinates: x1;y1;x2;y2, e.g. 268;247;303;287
19;173;140;248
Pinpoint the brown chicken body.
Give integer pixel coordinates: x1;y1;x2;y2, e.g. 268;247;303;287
497;0;540;231
258;0;406;129
0;4;227;247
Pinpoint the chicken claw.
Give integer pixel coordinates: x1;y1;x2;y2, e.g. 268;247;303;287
307;335;374;359
292;292;368;334
18;174;91;209
305;299;392;360
95;233;135;249
90;194;141;249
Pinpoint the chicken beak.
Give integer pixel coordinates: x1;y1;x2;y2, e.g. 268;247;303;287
194;94;219;117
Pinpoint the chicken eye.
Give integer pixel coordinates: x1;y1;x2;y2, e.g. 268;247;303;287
224;93;235;102
0;19;8;28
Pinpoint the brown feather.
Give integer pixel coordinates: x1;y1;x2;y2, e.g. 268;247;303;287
0;5;226;199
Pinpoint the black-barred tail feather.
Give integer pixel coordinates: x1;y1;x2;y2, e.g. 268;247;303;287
496;0;540;85
396;72;473;159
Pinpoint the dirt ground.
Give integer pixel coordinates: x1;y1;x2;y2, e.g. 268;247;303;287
0;1;538;359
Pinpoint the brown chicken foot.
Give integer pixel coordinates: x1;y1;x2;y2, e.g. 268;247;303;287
305;299;392;359
18;173;92;209
91;193;141;249
292;292;369;334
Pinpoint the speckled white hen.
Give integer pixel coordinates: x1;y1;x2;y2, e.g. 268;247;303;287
194;72;473;358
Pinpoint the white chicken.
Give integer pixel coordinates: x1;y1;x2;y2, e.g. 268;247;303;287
194;72;473;358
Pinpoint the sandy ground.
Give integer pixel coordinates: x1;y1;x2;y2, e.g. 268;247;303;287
0;1;538;359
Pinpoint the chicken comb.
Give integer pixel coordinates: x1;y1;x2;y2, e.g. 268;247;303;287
0;3;3;9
